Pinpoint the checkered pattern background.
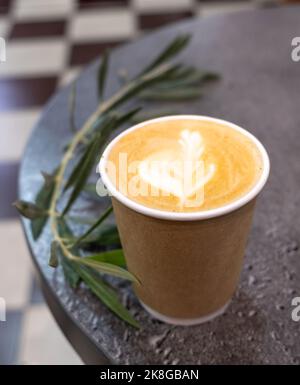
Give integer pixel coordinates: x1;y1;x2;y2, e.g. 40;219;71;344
0;0;280;365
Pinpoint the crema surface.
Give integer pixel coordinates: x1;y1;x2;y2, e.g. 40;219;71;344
105;119;263;212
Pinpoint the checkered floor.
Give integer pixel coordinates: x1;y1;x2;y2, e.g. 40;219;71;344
0;0;280;365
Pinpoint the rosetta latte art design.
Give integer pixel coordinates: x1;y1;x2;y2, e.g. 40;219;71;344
138;130;216;208
106;118;263;212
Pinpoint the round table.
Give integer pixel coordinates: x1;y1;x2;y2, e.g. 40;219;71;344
20;6;300;364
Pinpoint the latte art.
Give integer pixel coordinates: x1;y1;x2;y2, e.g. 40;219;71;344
138;130;216;208
105;118;263;212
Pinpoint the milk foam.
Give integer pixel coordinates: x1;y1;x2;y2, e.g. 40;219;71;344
138;130;215;208
106;118;263;212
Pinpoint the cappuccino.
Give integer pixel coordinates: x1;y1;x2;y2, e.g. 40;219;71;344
105;117;263;212
99;115;270;324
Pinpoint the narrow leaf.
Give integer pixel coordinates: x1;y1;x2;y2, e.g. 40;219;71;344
31;169;57;240
115;107;141;126
63;115;110;194
140;87;202;101
72;205;113;247
56;218;81;287
155;69;220;90
77;223;121;248
86;249;126;268
75;264;139;328
140;34;191;75
13;200;46;220
41;171;56;188
35;170;57;208
57;217;73;239
62;139;100;215
56;218;136;326
62;122;112;216
104;63;180;113
61;255;81;288
91;224;120;246
49;241;59;268
62;113;117;198
63;141;93;193
77;256;138;283
98;51;109;100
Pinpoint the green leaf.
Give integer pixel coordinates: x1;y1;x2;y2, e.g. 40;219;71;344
69;81;77;132
62;142;92;193
141;87;202;101
104;63;181;113
65;224;121;249
57;217;78;251
56;218;136;326
155;68;220;90
98;51;109;100
62;118;115;216
61;140;99;215
86;249;126;268
61;254;81;289
62;114;116;195
75;264;139;328
13;200;46;220
57;217;73;238
72;205;113;247
56;218;81;287
62;115;111;194
77;256;138;283
21;169;58;240
30;169;57;240
78;223;121;247
139;34;191;75
178;69;220;85
49;241;59;268
115;107;141;126
91;224;120;246
41;171;56;188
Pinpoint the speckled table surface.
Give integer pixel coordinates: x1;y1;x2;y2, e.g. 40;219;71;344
20;7;300;364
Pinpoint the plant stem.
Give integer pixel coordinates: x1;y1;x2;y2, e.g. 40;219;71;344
49;68;165;259
49;105;103;255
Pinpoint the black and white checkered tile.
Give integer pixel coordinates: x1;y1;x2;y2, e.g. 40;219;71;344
0;0;280;365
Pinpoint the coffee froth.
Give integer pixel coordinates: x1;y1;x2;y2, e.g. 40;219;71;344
105;118;263;212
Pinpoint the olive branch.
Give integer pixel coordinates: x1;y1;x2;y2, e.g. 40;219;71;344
14;35;220;328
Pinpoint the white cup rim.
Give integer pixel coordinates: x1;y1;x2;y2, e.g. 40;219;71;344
99;115;270;221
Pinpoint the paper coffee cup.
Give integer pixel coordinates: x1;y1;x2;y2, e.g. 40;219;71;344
99;116;270;325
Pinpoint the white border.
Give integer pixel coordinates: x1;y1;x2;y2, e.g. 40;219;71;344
99;115;270;221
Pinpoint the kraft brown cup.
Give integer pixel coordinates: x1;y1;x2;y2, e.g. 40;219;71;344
99;115;270;325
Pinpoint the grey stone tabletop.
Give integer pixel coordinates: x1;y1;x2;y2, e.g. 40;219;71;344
19;6;300;364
